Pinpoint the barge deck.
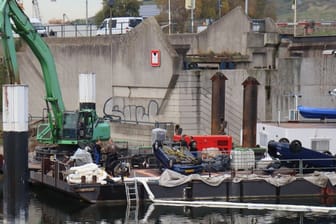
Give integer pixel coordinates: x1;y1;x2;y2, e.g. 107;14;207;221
29;158;336;207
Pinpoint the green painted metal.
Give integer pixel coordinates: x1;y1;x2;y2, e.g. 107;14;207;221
0;0;64;142
0;1;110;147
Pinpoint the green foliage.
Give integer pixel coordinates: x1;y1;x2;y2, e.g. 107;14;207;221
142;0;156;5
271;0;336;21
154;0;187;33
227;0;245;9
154;0;277;33
92;0;335;28
249;0;276;19
94;0;141;25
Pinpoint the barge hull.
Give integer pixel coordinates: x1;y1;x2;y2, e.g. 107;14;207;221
30;170;336;205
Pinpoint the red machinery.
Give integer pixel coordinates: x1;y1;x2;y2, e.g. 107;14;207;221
173;134;233;153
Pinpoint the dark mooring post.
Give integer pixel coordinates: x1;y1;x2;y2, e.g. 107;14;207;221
242;77;259;147
2;85;29;223
211;72;227;135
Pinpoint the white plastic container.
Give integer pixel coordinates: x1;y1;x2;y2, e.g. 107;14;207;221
151;128;167;144
79;73;96;104
231;148;255;171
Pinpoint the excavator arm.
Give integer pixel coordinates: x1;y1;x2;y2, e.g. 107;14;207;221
0;0;65;142
0;1;110;147
0;0;19;83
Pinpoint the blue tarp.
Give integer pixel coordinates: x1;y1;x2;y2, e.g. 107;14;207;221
298;105;336;119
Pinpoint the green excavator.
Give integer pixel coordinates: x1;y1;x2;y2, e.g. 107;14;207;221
0;0;110;152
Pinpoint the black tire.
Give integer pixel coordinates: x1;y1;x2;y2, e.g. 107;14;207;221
267;140;277;158
290;140;302;153
113;163;130;177
323;151;332;156
267;140;276;145
279;138;290;144
106;161;130;177
105;154;119;176
105;160;120;176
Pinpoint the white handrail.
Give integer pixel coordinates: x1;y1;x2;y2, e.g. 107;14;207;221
138;179;336;213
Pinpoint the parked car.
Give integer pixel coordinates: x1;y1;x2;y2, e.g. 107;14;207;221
267;140;336;171
30;17;47;37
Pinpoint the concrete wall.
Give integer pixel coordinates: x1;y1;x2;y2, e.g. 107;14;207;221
169;7;251;55
12;9;336;147
270;40;336;122
157;69;269;145
198;7;250;55
168;7;279;71
109;68;268;146
18;17;179;119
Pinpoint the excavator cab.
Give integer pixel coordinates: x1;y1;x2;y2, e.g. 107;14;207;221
77;111;94;140
78;110;110;142
37;109;110;149
62;110;110;142
62;112;79;140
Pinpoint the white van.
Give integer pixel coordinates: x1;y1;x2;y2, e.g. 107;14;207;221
30;18;48;37
96;17;143;36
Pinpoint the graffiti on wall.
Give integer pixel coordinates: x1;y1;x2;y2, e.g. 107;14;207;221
103;97;160;122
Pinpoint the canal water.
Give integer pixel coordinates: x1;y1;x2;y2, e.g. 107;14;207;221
1;185;335;224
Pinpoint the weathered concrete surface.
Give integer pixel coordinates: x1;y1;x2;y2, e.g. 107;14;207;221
11;8;336;147
18;17;178;118
271;37;336;122
169;7;250;55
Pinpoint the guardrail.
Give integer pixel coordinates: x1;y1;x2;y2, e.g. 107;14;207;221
17;19;336;39
269;158;336;175
45;24;98;38
188;149;336;176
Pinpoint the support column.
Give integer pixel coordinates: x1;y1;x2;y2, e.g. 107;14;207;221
211;72;227;135
242;77;259;147
2;85;29;223
79;73;96;110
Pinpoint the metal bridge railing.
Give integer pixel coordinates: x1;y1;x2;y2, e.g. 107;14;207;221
45;24;98;38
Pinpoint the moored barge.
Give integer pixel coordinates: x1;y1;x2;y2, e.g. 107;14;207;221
29;155;336;207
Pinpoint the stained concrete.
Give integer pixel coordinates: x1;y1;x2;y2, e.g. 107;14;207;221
9;7;336;147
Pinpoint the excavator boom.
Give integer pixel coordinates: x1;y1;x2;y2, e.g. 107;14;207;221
0;1;110;146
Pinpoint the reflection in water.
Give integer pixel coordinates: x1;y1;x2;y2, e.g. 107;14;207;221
2;166;29;223
0;186;335;223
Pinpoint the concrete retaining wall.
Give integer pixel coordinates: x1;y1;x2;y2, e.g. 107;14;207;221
12;9;336;147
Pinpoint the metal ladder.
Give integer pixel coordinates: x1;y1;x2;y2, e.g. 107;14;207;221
124;179;139;223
